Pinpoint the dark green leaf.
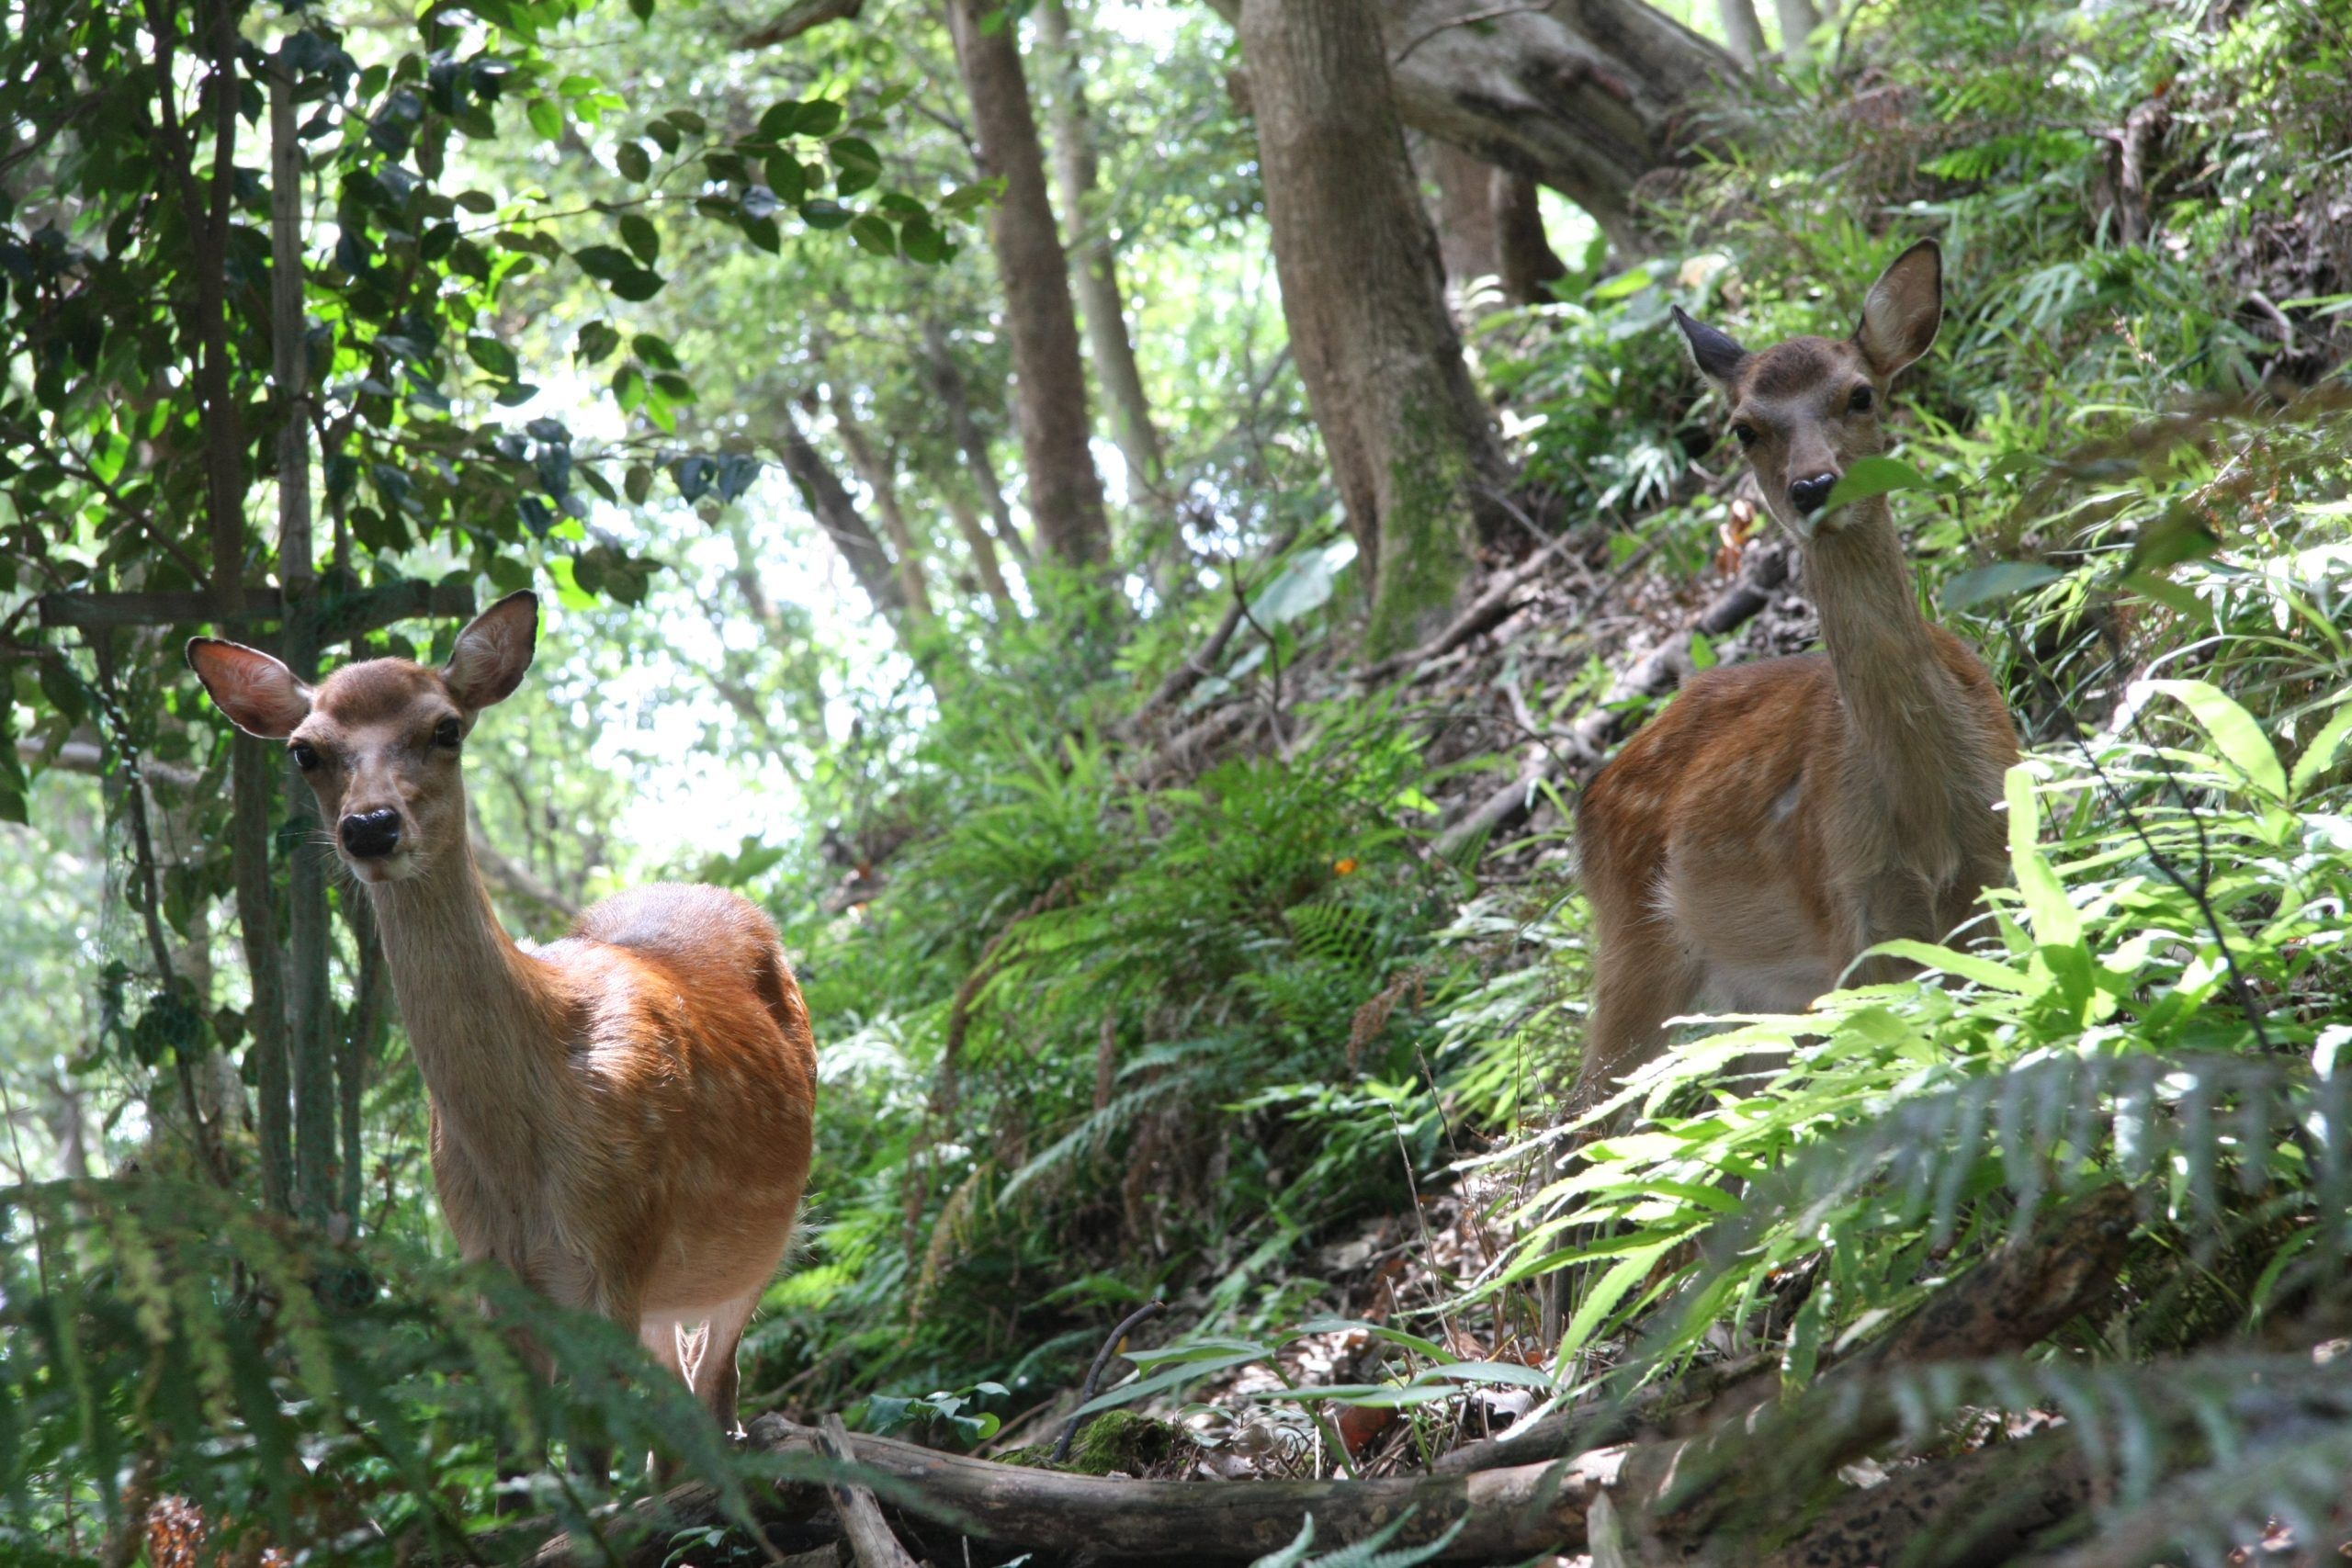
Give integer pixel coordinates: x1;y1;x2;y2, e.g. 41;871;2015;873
616;142;651;183
1940;561;2063;613
618;213;660;265
609;268;665;301
571;243;636;281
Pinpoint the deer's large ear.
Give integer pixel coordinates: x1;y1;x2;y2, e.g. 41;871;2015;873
187;638;313;739
444;591;538;711
1854;239;1942;378
1670;306;1748;393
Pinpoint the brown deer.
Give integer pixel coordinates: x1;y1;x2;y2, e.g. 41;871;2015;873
1573;240;2018;1112
187;592;817;1435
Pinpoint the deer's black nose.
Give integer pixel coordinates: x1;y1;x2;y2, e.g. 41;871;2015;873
341;809;402;860
1789;472;1841;516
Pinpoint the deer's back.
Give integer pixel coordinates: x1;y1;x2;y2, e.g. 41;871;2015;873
487;885;818;1314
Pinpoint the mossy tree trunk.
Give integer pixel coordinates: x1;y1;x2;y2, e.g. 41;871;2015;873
1238;0;1514;657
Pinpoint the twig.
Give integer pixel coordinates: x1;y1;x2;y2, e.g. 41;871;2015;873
1228;568;1285;728
1052;1300;1165;1462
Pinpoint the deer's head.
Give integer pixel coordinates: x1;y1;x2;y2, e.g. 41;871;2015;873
187;592;538;884
1671;239;1943;539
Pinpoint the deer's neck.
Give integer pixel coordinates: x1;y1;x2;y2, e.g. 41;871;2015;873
367;837;570;1120
1803;499;1970;843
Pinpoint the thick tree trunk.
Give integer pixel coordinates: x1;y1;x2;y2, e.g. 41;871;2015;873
1035;0;1166;502
1211;0;1741;256
773;409;910;626
1423;139;1503;294
1774;0;1821;60
1237;0;1514;656
1715;0;1769;66
1425;142;1568;308
944;0;1111;571
1493;168;1568;304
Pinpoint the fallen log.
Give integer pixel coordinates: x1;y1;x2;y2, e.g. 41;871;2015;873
516;1418;1624;1565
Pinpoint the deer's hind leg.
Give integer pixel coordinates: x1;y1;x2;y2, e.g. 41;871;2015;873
1575;910;1703;1119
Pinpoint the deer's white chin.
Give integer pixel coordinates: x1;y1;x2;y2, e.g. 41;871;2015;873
345;851;425;885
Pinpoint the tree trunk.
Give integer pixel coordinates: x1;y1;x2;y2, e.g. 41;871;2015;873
773;408;910;625
829;400;937;624
1494;168;1568;304
924;321;1033;569
1236;0;1514;657
1773;0;1821;60
1715;0;1768;66
1035;0;1166;503
1209;0;1741;256
1423;139;1503;294
944;0;1111;571
942;479;1017;614
271;56;334;1225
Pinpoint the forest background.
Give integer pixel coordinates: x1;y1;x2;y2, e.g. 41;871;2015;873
4;0;2352;1562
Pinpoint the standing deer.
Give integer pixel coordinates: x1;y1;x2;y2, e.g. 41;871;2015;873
188;592;817;1435
1573;240;2018;1111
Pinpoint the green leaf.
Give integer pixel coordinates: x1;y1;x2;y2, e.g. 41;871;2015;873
526;96;562;141
2140;679;2288;801
832;134;881;195
571;243;636;281
848;214;896;255
764;152;808;205
613;364;647;412
1866;938;2032;993
1556;1240;1675;1363
632;333;680;370
616;142;651;182
801;199;850;231
2128;504;2222;574
624;464;653;505
1941;561;2062;613
1824;455;1951;510
797;99;843;136
608;268;666;302
900;214;947;265
2121;569;2208;622
758;100;806;141
2289;699;2352;799
454;190;497;214
2005;764;2080;948
465;334;519;379
618;213;660;264
575;321;622;365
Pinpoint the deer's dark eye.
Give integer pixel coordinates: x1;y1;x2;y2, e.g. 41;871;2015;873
1848;385;1875;414
289;740;321;772
434;716;463;750
1731;423;1759;448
